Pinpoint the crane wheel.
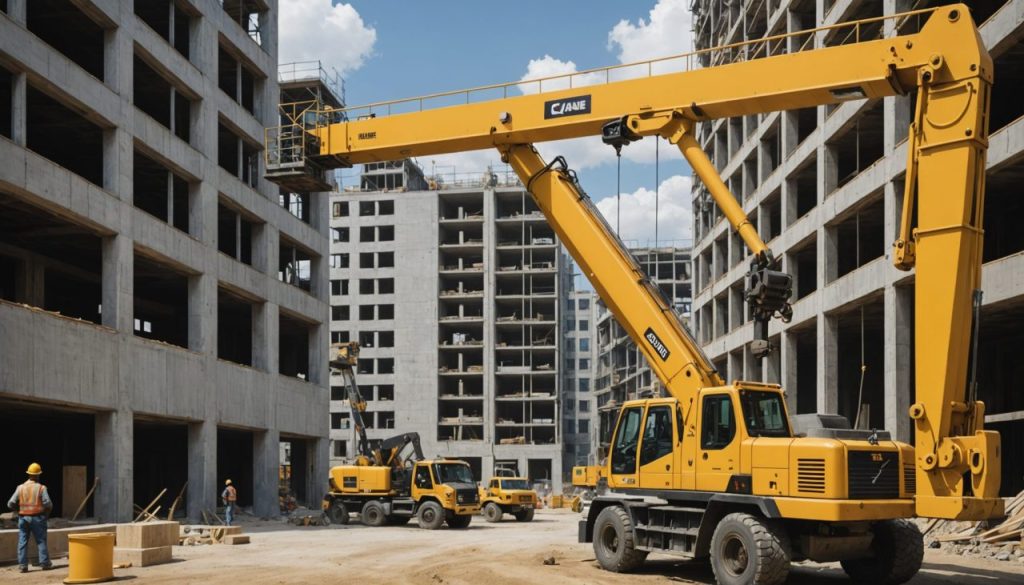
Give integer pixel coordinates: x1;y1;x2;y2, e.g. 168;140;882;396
326;500;349;525
593;506;648;573
514;508;534;522
840;519;923;585
417;501;445;530
447;513;472;529
710;513;791;585
360;501;387;527
483;502;503;523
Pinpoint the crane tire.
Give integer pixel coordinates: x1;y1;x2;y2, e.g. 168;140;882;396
840;519;923;585
710;512;791;585
360;500;387;527
417;501;445;530
593;505;648;572
483;502;503;523
326;500;349;525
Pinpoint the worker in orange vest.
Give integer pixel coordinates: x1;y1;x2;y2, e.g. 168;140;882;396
221;479;237;526
6;463;53;573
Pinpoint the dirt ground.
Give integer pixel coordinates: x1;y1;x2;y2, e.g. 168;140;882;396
4;509;1023;584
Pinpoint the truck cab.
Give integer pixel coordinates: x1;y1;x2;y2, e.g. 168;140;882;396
479;477;537;522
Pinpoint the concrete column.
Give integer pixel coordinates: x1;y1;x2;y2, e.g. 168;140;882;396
103;128;133;202
816;315;839;414
188;272;216;354
765;339;782;385
11;72;26;147
780;330;798;413
187;421;217;521
822;225;838;285
253;428;280;518
101;234;133;333
308;321;328;386
94;409;133;522
253;301;277;373
16;260;44;307
6;0;26;24
884;285;913;442
819;143;837;202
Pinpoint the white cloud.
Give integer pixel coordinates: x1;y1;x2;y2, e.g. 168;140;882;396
608;0;694;67
279;0;376;77
517;55;606;95
595;175;693;245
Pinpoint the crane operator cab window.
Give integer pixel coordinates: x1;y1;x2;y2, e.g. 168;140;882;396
701;395;736;450
739;390;791;437
640;406;675;466
415;465;433;489
611;407;643;475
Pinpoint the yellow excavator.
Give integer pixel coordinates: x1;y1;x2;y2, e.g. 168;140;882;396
268;5;1000;583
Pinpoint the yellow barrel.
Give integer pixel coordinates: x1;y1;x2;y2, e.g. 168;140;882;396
63;532;115;584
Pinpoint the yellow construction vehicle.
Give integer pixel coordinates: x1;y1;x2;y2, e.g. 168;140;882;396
571;465;604;491
270;5;1000;582
323;343;480;529
478;476;537;522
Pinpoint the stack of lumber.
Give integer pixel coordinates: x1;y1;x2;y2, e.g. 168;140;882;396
179;525;248;545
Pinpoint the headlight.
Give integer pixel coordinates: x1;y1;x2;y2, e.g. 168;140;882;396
457;495;465;503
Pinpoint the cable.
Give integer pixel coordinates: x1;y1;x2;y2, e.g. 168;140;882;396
853;305;867;430
616;151;622;236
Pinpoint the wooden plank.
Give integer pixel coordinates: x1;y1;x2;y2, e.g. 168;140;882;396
167;482;188;521
133;489;167;522
61;466;87;518
982;528;1022;544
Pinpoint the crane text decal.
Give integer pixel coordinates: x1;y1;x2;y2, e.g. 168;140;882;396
544;95;592;119
644;327;671;361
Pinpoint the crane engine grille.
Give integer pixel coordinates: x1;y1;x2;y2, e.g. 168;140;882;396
848;451;900;499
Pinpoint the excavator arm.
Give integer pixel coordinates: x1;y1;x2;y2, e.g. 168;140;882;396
276;4;998;519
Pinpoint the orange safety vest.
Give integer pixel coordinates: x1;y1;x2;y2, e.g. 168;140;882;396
18;481;46;516
224;485;237;502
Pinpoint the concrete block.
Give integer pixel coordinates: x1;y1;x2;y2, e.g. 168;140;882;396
0;524;116;564
223;535;249;545
115;521;179;549
113;545;172;567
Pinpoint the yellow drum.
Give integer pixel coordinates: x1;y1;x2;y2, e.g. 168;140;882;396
64;532;115;584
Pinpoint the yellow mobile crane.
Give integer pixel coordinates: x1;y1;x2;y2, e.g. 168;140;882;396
268;5;1000;583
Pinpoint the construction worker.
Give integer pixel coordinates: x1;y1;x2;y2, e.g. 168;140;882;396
7;463;53;573
221;479;237;526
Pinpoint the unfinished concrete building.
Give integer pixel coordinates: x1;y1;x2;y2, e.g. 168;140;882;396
690;0;1024;496
562;289;597;473
591;247;693;459
0;0;330;521
329;163;566;490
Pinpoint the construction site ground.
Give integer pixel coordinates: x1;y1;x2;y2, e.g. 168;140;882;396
4;509;1023;584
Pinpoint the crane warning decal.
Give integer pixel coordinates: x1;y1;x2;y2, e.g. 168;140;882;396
544;95;591;119
644;327;670;361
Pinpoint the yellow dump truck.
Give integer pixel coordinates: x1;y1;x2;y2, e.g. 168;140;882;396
478;477;537;523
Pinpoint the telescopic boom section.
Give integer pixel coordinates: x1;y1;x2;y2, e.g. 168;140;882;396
271;4;1000;517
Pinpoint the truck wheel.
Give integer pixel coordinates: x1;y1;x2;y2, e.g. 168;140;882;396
447;513;472;529
360;501;387;527
593;506;648;572
326;500;349;525
514;508;535;522
483;502;503;523
710;513;791;585
840;519;923;585
417;501;445;530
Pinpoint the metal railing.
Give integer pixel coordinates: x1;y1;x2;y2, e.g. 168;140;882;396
279;60;346;105
317;7;939;121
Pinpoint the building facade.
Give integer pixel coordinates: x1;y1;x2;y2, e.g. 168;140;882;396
690;0;1024;496
0;0;330;521
562;289;597;472
329;164;566;490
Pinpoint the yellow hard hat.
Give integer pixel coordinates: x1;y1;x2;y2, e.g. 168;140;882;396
225;479;232;486
26;463;42;475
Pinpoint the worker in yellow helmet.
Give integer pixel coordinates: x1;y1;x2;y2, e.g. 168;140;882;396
6;463;53;573
221;479;237;526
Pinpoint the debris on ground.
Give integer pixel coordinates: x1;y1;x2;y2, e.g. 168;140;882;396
542;556;558;566
921;489;1024;561
282;507;329;527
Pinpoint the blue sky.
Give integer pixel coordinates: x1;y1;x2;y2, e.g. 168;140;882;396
279;0;695;245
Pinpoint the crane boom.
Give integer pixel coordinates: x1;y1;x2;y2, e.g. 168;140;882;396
271;3;999;522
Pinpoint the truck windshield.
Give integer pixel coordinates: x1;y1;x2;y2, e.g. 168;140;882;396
434;463;474;484
739;390;791;437
501;479;530;490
